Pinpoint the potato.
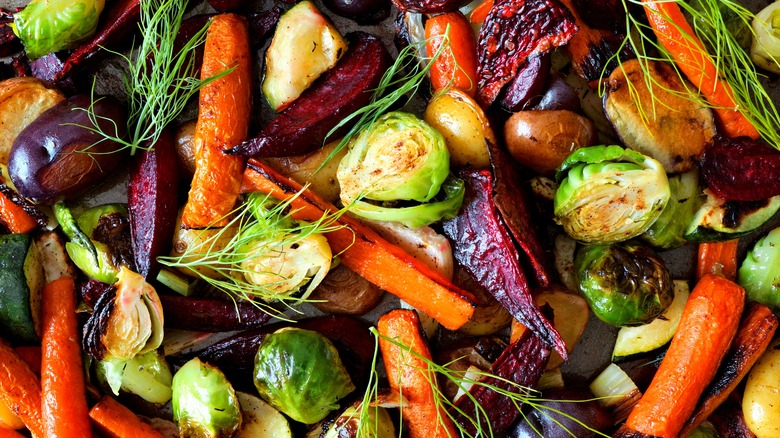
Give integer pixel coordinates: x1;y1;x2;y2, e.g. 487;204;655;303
423;88;495;169
504;110;596;175
265;140;347;204
309;264;383;315
0;77;64;165
743;339;780;437
603;59;717;173
170;209;236;279
175;120;197;176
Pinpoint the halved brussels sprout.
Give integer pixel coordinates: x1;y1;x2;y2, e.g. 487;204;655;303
641;170;700;249
337;111;450;205
95;350;173;405
554;145;670;244
172;358;242;438
254;327;355;424
738;226;780;310
318;404;395;438
11;0;105;60
575;241;674;327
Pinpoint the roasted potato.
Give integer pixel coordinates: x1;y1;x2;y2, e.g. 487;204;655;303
175;120;197;176
265;140;347;204
310;264;383;315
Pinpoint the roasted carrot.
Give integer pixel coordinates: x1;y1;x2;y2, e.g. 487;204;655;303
89;396;163;438
615;274;745;438
469;0;493;24
12;347;40;375
680;302;778;436
377;309;458;438
0;428;24;438
241;160;476;330
0;340;43;438
181;13;252;229
642;1;759;139
509;319;528;343
0;191;37;234
40;277;91;438
0;398;24;430
697;239;739;281
426;12;479;96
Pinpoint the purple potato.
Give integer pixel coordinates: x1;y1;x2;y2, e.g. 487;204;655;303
499;53;551;112
508;387;612;438
8;95;127;203
533;73;581;112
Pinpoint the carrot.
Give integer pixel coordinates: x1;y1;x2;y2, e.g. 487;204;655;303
696;239;739;281
469;0;493;24
40;277;91;438
615;274;745;438
377;309;458;438
0;191;36;234
89;396;163;438
181;13;252;229
241;160;476;330
642;1;759;139
509;319;528;343
12;347;40;375
0;428;24;438
0;340;43;438
425;12;479;96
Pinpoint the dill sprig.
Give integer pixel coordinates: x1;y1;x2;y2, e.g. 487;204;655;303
352;329;609;438
158;190;345;318
82;0;231;155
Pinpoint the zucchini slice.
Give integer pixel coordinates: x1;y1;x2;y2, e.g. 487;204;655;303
685;190;780;242
0;233;44;345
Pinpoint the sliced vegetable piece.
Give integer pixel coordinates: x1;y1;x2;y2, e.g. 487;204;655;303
589;363;642;424
392;0;471;13
642;170;699;250
241;160;476;330
95;350;173;405
742;337;780;438
89;396;163;438
739;226;780;310
236;392;291;438
700;135;780;202
425;12;478;95
0;189;37;234
181;13;251;229
160;294;271;332
698;240;739;281
0;234;42;345
0;339;43;438
173;357;242;437
751;2;780;73
685;190;780;242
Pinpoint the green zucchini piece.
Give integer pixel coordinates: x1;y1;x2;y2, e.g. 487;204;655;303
0;234;44;345
685;191;780;242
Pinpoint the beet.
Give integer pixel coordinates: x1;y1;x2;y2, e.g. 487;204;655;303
160;294;271;332
390;0;471;13
499;53;551;112
700;136;780;201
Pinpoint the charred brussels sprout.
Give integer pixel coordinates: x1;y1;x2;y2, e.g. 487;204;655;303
641;171;700;249
739;226;780;310
575;242;674;327
172;358;242;438
554;145;670;244
11;0;105;60
254;327;355;424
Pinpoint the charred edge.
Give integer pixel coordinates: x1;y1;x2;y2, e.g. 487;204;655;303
576;30;631;82
93;213;136;273
0;183;49;228
613;424;661;438
248;7;283;48
78;279;115;309
82;286;117;360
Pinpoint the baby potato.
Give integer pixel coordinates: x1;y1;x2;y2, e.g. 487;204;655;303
744;339;780;437
265;140;347;204
423;88;496;169
504;110;596;175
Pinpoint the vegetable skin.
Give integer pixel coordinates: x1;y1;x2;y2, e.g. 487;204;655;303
697;240;738;281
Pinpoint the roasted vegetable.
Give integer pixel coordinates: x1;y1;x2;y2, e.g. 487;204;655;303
309;264;384;315
323;0;390;24
642;171;699;249
237;391;292;438
253;327;355;424
391;0;470;13
173;357;242;438
11;0;105;60
0;234;43;346
498;54;551;112
751;1;780;74
700;135;780;202
509;387;612;438
0;78;64;165
554;145;670;244
160;294;271;332
425;12;478;95
685;190;780;242
264;140;347;204
739;226;780;311
575;242;674;327
96;350;173;405
743;337;780;437
315;403;395;438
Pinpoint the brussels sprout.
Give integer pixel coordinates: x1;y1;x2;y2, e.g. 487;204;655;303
575;242;674;327
337;111;450;205
254;327;355;424
318;404;395;438
751;1;780;74
95;350;173;405
641;170;700;249
738;226;780;310
11;0;105;60
172;358;242;438
554;145;670;244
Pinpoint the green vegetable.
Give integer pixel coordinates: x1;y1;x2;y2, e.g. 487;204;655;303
0;234;43;345
642;171;699;249
685;192;780;242
739;226;780;311
687;422;718;438
172;357;242;438
320;404;395;438
254;327;355;424
751;1;780;74
11;0;105;60
96;350;173;405
554;145;670;244
686;0;752;51
575;241;674;327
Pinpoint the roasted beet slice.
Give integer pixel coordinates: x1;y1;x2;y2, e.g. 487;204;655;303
208;0;250;11
128;128;179;279
391;0;471;13
499;53;551;112
443;169;565;357
160;294;271;332
452;330;550;434
700;136;780;202
248;8;283;48
226;31;391;158
477;0;577;108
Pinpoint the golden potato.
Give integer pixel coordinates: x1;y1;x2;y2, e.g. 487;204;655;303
744;339;780;437
423;88;496;169
0;77;64;165
504;110;596;175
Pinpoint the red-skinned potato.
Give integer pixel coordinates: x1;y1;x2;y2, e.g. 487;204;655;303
8;95;127;203
504;110;596;175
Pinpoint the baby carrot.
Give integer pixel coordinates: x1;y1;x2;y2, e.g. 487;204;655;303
0;340;43;438
696;239;739;281
469;0;493;24
426;12;479;96
0;191;37;234
89;396;163;438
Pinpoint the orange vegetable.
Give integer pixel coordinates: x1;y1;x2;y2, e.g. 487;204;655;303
697;240;739;281
425;12;479;96
181;13;252;228
0;428;24;438
40;277;91;438
642;1;759;139
469;0;493;24
241;160;476;330
509;319;527;343
12;347;40;375
377;309;458;438
0;340;43;438
616;274;745;438
0;192;36;234
89;396;163;438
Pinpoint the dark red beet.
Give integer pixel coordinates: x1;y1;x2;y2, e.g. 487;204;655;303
227;32;391;158
0;22;21;58
499;53;551;112
128;128;179;279
700;136;780;201
391;0;471;13
160;294;271;332
208;0;249;11
477;0;577;108
248;8;283;48
324;0;390;24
